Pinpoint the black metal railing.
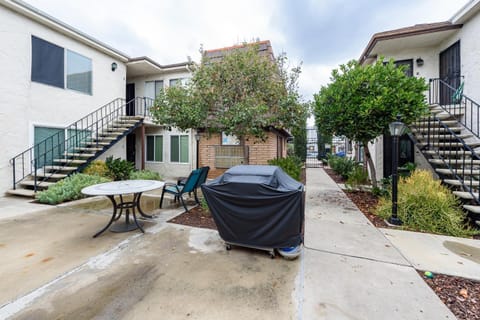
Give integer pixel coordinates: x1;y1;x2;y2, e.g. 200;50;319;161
429;78;480;138
10;97;156;191
412;115;480;204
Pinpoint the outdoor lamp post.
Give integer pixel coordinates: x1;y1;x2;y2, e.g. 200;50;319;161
388;115;407;225
195;132;201;169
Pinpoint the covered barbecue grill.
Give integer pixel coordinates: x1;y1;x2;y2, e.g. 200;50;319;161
201;165;304;256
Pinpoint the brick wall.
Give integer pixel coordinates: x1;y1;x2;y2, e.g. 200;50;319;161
199;131;287;179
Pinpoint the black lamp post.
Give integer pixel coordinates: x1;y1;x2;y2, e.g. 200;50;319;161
195;132;201;169
388;116;406;226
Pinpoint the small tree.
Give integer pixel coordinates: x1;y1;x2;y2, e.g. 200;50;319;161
150;43;307;141
291;103;309;161
314;59;428;187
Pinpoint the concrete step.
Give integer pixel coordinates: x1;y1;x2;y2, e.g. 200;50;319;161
436;168;480;176
64;152;96;158
412;127;462;133
422;134;473;140
74;147;103;152
19;180;55;188
43;165;78;172
6;188;36;198
53;159;87;165
418;142;465;148
444;179;480;187
99;132;123;137
425;150;472;156
34;172;68;179
415;119;458;126
463;205;480;214
429;159;480;166
81;141;111;147
453;191;475;200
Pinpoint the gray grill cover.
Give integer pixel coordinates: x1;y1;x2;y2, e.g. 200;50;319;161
201;165;304;248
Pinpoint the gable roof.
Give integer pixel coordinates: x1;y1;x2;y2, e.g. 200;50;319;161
359;21;462;64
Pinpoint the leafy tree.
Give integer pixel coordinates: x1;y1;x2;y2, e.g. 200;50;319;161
291;103;309;161
150;43;306;141
313;59;428;187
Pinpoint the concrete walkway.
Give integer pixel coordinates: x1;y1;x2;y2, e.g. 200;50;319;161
1;168;478;319
302;168;456;319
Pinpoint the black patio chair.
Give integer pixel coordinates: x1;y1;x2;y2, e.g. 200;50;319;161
160;168;202;212
177;166;210;204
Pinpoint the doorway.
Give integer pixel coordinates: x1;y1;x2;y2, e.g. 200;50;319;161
439;41;461;105
126;83;135;116
126;133;136;165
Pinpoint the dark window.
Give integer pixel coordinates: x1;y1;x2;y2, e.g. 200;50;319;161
31;36;64;88
394;59;413;77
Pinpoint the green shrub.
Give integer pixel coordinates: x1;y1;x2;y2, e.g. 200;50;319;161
268;156;303;181
105;156;134;181
346;164;369;189
327;155;356;179
37;173;111;205
129;170;162;180
375;170;479;237
82;160;110;178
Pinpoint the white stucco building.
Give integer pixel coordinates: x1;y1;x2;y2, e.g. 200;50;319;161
0;0;194;196
358;0;480;180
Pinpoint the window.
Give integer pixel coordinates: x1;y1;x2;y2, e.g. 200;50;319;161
145;80;164;99
31;36;92;94
31;36;64;88
146;135;163;162
221;132;240;145
169;78;189;87
67;50;92;94
394;59;413;77
170;135;189;163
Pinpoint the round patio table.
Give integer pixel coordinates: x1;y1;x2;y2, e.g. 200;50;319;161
82;180;164;238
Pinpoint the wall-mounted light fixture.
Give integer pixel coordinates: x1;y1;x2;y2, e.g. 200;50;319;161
111;62;118;71
416;58;424;67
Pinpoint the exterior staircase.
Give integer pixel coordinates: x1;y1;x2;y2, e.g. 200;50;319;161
8;97;154;198
410;78;480;226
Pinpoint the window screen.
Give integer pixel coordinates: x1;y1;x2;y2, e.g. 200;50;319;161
31;36;64;88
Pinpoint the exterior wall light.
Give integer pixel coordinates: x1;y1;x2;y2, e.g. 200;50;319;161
111;62;118;71
416;58;424;67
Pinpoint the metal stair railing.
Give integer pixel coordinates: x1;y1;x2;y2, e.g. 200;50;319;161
429;78;480;138
411;114;480;205
10;97;156;191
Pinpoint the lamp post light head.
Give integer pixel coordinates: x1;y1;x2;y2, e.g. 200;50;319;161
389;116;406;137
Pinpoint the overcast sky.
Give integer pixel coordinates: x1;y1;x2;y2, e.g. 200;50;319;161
26;0;470;101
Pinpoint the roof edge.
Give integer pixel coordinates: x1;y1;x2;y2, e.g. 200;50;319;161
359;22;462;64
127;56;193;70
2;0;130;62
450;0;480;24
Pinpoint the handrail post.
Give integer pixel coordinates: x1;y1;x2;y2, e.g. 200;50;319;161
12;158;16;190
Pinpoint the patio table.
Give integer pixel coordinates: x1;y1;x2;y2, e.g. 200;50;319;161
81;180;164;238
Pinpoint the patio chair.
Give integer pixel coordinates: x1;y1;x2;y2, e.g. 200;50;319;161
177;166;210;204
160;168;202;212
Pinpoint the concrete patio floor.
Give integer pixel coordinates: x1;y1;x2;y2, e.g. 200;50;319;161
0;196;300;320
1;168;478;319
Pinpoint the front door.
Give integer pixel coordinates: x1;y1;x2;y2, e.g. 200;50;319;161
126;83;135;116
439;41;461;105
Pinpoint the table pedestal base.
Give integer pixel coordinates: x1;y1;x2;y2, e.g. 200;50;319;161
110;221;144;233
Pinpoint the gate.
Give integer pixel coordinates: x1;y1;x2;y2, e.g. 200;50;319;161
305;128;322;168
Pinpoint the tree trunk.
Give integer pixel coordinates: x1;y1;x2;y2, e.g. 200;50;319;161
363;142;378;188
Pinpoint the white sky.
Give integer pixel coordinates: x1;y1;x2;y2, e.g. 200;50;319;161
26;0;470;102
